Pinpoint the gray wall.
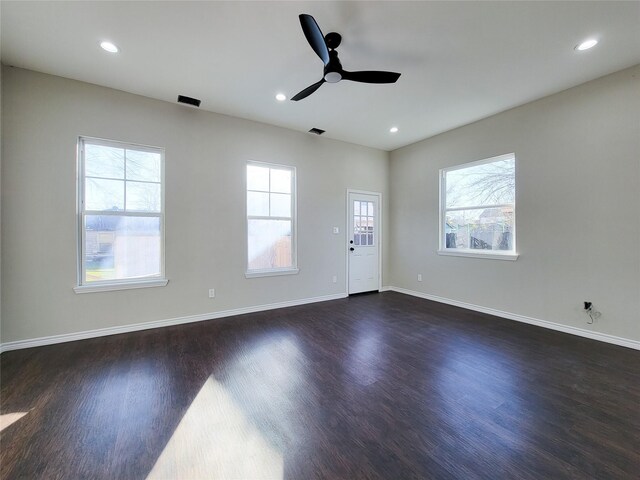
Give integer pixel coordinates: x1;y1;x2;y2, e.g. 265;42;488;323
0;63;3;343
1;66;389;343
389;65;640;342
2;64;639;346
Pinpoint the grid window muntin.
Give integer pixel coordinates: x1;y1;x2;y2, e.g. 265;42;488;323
78;137;165;287
246;161;297;275
353;200;375;246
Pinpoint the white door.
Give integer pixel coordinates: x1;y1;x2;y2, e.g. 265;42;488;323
348;191;380;294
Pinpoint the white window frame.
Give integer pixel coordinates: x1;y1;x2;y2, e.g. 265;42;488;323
74;136;168;293
245;160;298;278
438;153;518;261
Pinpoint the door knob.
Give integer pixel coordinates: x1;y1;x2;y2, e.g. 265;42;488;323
350;247;355;251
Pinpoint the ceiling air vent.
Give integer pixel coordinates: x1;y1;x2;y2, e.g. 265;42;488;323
177;95;201;107
308;128;325;135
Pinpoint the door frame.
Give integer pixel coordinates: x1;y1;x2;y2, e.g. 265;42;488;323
345;189;383;295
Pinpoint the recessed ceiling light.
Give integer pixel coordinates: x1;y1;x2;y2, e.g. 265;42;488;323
389;127;399;133
275;93;287;101
100;41;119;53
575;39;598;51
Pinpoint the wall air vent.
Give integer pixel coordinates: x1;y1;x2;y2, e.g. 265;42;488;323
177;95;201;107
308;128;325;135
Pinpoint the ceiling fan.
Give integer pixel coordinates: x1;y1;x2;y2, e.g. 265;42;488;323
291;14;401;101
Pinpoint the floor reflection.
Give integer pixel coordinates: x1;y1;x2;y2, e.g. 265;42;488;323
0;412;29;432
429;339;526;460
147;376;283;480
347;328;385;386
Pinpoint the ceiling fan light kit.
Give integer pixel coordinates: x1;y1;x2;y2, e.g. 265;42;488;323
292;14;401;101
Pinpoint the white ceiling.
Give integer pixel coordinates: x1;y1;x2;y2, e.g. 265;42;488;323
2;1;639;151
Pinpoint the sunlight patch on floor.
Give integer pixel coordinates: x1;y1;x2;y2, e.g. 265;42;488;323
0;411;29;432
146;376;283;480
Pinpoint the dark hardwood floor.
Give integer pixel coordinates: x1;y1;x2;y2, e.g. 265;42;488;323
1;292;639;479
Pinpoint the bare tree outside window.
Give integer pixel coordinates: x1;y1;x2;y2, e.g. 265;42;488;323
441;154;516;254
79;137;164;285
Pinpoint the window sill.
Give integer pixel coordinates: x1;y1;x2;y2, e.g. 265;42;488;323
74;278;169;294
245;268;299;279
437;250;519;261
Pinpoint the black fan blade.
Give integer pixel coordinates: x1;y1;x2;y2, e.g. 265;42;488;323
342;70;401;84
299;14;330;65
291;79;325;101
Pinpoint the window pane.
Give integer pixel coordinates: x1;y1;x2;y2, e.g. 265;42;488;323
126;150;161;182
445;207;514;250
247;191;269;216
126;181;161;212
247;165;269;191
367;201;374;216
270;168;291;193
446;157;515;208
86;178;124;211
247;219;292;270
270;193;291;217
85;144;125;179
353;201;360;216
84;215;161;282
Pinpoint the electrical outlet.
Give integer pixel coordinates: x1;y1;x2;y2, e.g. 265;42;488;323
333;227;340;234
417;274;423;282
332;275;337;283
208;288;215;298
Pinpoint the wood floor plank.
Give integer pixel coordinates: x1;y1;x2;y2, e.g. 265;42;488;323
1;292;638;479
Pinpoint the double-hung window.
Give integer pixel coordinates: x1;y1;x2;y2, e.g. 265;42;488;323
75;137;167;292
246;161;297;277
439;153;518;260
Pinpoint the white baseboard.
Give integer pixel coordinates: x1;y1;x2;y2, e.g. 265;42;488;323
387;286;640;351
4;288;637;353
0;293;348;354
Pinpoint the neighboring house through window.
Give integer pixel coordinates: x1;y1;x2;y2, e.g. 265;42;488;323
75;137;167;292
246;161;298;277
439;153;518;260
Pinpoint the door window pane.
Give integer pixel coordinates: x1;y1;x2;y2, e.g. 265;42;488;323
352;201;375;246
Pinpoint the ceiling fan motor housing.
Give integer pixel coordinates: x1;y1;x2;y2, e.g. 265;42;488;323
324;32;342;49
324;50;343;83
